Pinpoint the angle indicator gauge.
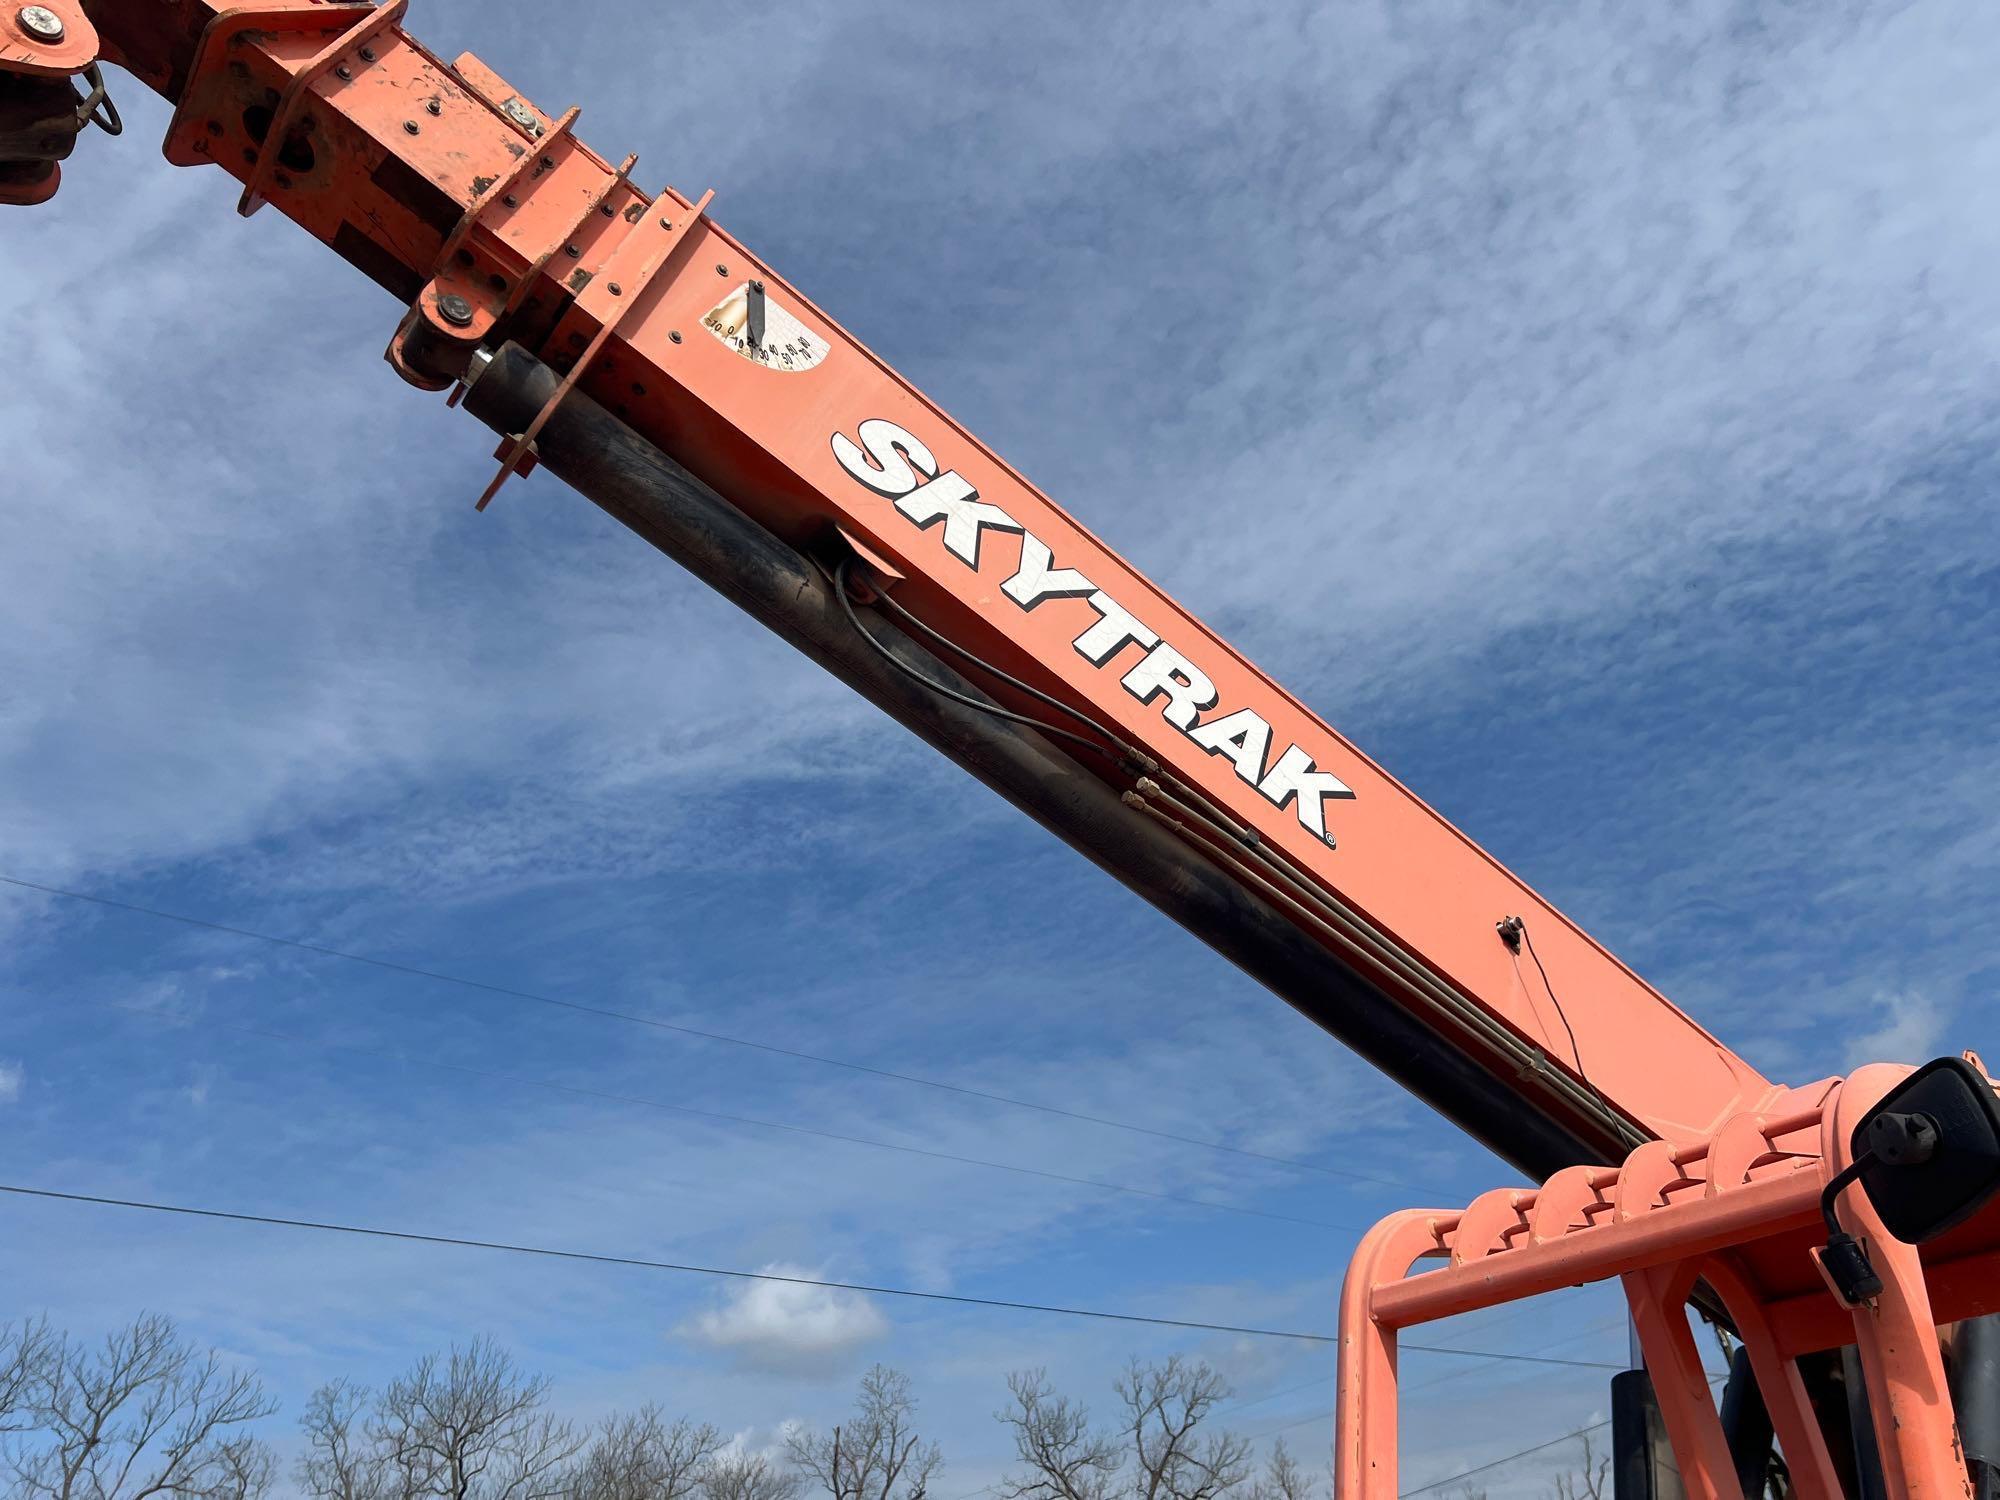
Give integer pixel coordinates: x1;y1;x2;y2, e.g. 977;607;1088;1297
702;279;828;372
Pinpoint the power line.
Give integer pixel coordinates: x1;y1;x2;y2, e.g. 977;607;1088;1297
86;997;1360;1233
1400;1348;1620;1372
1401;1316;1623;1396
1217;1289;1604;1419
1216;1370;1336;1418
1244;1326;1635;1445
1224;1337;1620;1426
0;873;1438;1194
1394;1373;1728;1498
1;1179;1629;1373
0;1181;1342;1343
1398;1421;1611;1496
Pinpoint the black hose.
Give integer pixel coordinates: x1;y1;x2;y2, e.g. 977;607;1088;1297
459;342;1626;1179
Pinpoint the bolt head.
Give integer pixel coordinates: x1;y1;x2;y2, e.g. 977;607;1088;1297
436;293;476;328
502;97;543;136
17;5;64;40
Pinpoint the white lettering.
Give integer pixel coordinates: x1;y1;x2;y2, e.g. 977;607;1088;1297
1003;534;1096;611
1122;643;1219;731
895;471;1024;568
1258;745;1357;841
832;419;937;498
829;415;1355;845
1188;708;1274;786
1072;592;1160;666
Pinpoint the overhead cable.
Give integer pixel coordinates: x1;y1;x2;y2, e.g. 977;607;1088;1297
1;1179;1620;1371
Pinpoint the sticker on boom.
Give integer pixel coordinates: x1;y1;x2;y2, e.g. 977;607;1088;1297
829;417;1357;847
703;282;828;372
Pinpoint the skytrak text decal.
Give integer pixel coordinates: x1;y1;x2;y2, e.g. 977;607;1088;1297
831;419;1356;845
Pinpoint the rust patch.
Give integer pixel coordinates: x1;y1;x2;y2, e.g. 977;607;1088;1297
568;268;593;292
623;201;644;222
472;174;496;195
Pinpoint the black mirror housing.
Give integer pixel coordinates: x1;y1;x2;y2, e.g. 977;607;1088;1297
1854;1057;2000;1245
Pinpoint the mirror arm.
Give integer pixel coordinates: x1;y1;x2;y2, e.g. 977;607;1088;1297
1821;1151;1886;1306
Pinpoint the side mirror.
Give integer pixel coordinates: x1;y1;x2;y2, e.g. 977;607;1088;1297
1853;1056;2000;1244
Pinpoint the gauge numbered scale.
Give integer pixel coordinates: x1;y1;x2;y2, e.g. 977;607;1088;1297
702;280;829;372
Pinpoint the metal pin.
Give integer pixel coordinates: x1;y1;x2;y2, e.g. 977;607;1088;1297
17;6;64;41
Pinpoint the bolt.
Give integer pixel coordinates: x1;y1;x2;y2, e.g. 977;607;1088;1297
502;194;519;209
600;203;615;217
563;244;582;259
425;99;442;116
659;218;673;231
403;120;420;135
607;282;623;297
335;64;352;80
669;330;683;344
437;293;475;328
358;45;375;61
16;6;63;41
715;263;728;276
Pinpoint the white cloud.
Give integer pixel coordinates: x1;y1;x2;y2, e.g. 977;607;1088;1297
682;1268;889;1376
0;1061;21;1104
1848;992;1954;1069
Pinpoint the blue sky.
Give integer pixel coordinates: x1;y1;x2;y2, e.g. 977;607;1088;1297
2;0;1996;1494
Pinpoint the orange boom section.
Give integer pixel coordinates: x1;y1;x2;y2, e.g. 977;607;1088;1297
32;0;1787;1151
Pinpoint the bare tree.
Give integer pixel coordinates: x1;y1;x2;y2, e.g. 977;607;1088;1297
787;1366;942;1500
998;1359;1250;1500
1551;1432;1609;1500
1249;1439;1312;1500
299;1379;388;1500
5;1312;276;1500
996;1369;1119;1500
702;1449;803;1500
568;1407;724;1500
1115;1357;1250;1500
363;1339;583;1500
0;1318;57;1435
